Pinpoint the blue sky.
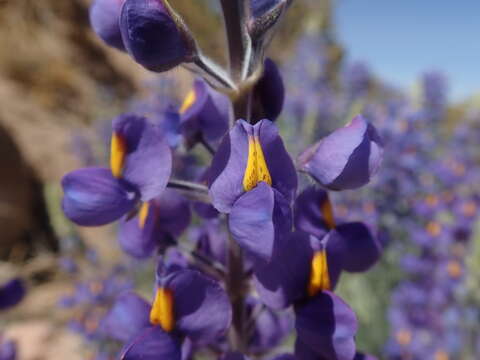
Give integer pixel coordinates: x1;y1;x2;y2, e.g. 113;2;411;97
335;0;480;101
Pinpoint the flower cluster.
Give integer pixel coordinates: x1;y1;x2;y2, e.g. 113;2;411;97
60;1;387;359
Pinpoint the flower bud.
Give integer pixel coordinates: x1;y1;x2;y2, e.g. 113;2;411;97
120;0;197;72
252;58;285;121
298;115;383;191
89;0;126;51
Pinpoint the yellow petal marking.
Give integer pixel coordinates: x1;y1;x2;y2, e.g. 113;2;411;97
138;202;150;229
321;196;336;229
179;89;196;114
110;132;127;178
150;288;175;332
243;136;272;192
307;250;331;297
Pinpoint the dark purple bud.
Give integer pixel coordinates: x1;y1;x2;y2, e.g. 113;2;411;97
89;0;126;51
298;115;383;191
252;58;285;121
0;278;26;311
120;0;196;72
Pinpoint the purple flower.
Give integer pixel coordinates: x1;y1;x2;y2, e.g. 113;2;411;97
208;119;297;262
0;278;25;311
101;269;231;360
119;0;196;72
90;0;126;50
62;114;171;226
298;115;383;191
118;189;191;258
179;78;230;149
294;186;382;272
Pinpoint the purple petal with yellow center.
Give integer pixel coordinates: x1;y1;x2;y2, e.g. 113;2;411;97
118;190;190;258
99;292;150;342
298;115;383;191
336;222;381;273
118;202;157;259
62;167;138;226
256;119;297;202
120;326;181;360
0;278;26;311
158;269;231;343
112;114;172;201
294;291;357;360
229;182;292;263
254;230;343;309
89;0;125;51
180;78;230;148
209;119;296;213
294;186;335;238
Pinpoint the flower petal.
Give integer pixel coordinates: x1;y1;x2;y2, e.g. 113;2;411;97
336;223;381;273
180;78;230;148
257;119;297;202
152;189;191;238
119;0;194;72
120;326;181;360
89;0;125;50
229;183;292;263
298;115;383;191
118;209;157;259
160;269;231;343
208;121;249;213
254;231;313;309
295;291;357;360
99;292;150;342
61;167;137;226
253;58;285;121
294;186;333;238
113;114;172;201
